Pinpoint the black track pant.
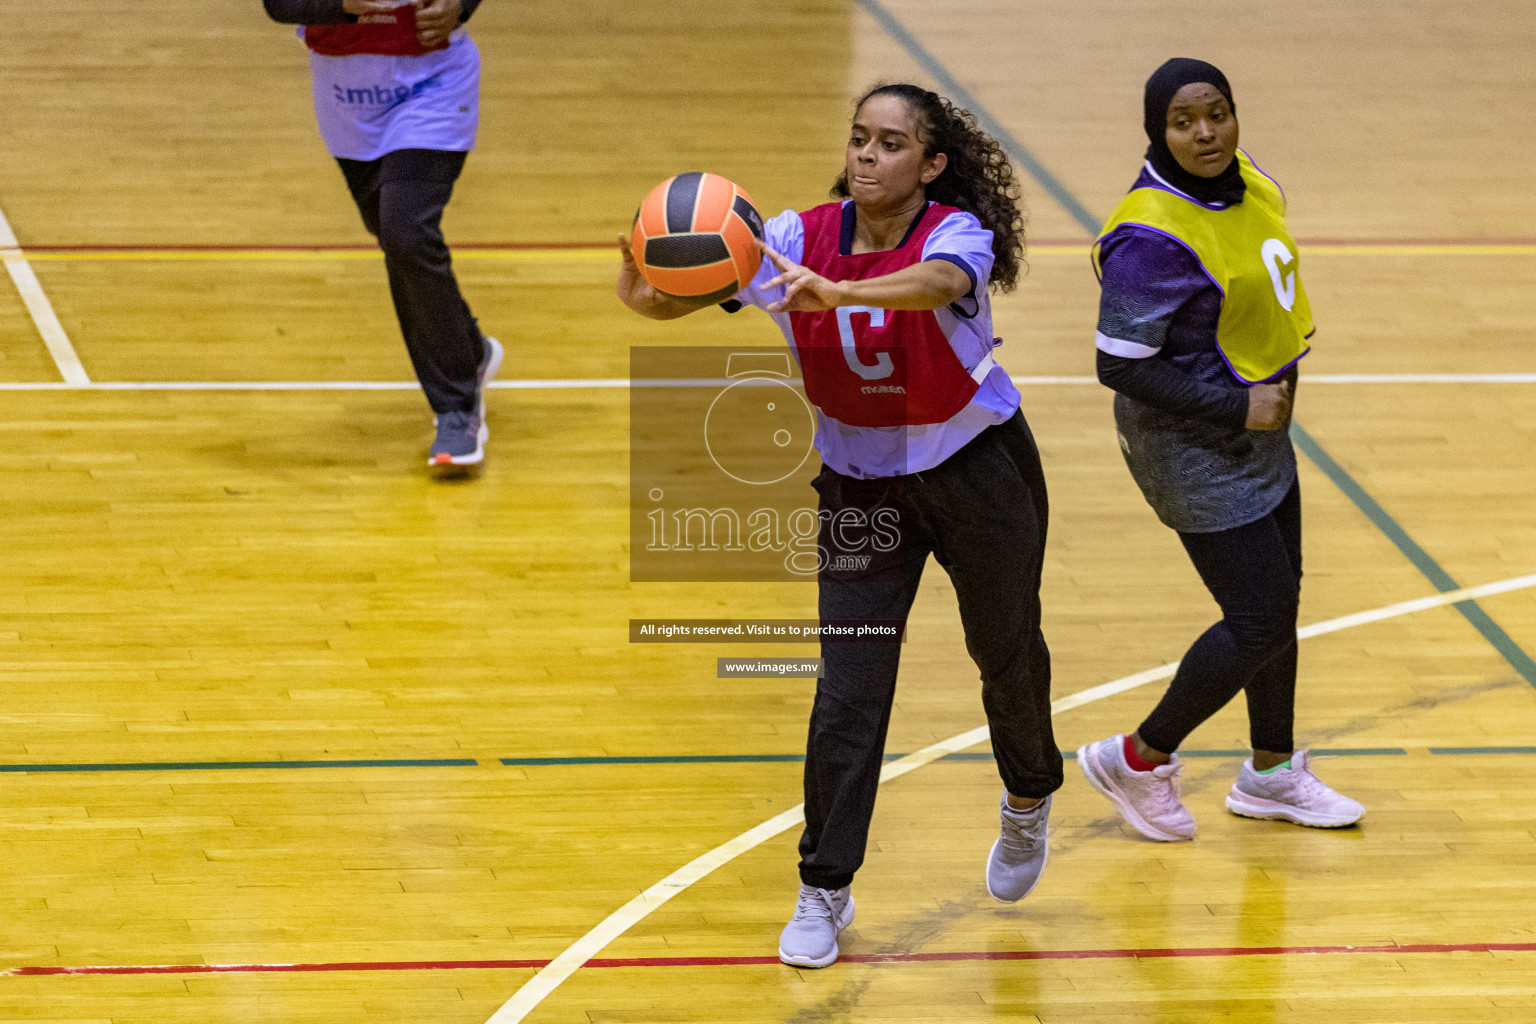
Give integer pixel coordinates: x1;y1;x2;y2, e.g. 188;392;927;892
336;148;485;415
1138;481;1302;755
797;410;1062;891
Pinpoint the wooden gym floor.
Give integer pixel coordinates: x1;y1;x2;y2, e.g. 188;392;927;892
1;1;1533;1021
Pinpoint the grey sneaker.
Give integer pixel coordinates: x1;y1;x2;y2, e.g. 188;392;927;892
429;410;486;467
986;792;1051;902
476;335;504;419
778;884;854;968
1078;734;1197;841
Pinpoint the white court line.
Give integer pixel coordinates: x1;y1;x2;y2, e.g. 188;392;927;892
1304;373;1536;384
0;206;89;385
0;374;1534;393
484;571;1536;1023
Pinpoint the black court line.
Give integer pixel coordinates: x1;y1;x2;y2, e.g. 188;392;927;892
1291;425;1536;688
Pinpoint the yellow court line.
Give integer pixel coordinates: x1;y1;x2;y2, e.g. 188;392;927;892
17;244;1536;262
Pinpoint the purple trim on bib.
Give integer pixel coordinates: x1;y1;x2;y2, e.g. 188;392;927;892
1217;343;1311;386
1141;162;1234;211
1238;149;1286;205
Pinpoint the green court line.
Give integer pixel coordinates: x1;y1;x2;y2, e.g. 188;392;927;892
1291;423;1536;688
500;755;803;766
1160;749;1248;758
855;0;1100;235
1174;747;1408;758
3;748;1506;774
1308;747;1409;756
1428;746;1536;755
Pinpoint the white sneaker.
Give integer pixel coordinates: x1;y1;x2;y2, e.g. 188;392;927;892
1226;750;1365;827
778;884;854;968
1077;734;1197;842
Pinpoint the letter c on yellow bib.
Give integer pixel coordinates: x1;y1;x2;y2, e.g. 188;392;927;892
1261;237;1297;311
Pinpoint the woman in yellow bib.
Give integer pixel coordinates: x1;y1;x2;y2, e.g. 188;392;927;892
1077;58;1364;839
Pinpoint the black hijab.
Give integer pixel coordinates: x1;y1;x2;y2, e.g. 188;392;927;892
1143;57;1245;207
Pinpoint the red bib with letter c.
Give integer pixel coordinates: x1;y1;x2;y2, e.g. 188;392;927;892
789;202;980;428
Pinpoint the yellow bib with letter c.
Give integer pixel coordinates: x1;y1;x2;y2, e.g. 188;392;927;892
1092;150;1313;384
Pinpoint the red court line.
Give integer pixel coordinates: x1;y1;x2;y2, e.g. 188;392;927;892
7;959;549;976
9;942;1534;976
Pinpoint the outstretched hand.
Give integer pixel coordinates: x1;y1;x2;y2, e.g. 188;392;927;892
762;244;845;313
615;234;714;320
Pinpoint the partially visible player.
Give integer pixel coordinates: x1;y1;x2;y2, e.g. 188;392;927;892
263;0;502;468
618;83;1060;968
1077;58;1364;839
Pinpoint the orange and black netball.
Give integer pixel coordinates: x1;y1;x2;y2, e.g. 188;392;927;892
632;172;764;303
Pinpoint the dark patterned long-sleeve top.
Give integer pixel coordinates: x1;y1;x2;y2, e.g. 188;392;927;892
1094;182;1299;535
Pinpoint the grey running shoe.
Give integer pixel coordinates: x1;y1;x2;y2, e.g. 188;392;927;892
1078;734;1197;841
429;409;486;467
1226;750;1365;827
986;792;1051;902
778;884;854;968
476;335;504;419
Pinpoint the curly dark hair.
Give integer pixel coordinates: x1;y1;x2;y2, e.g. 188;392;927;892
832;83;1026;292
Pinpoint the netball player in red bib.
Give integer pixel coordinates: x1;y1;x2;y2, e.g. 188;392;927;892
618;84;1061;968
265;0;502;468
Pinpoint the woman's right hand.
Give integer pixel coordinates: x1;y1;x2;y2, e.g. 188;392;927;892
1245;380;1293;430
616;234;664;310
616;235;709;320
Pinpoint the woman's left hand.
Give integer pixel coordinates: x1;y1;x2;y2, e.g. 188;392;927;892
414;0;463;47
763;244;845;313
